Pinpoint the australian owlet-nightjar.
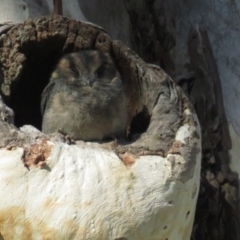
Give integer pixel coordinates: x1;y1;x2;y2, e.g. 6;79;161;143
41;50;128;141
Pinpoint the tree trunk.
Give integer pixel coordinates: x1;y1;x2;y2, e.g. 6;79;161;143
0;1;239;240
0;13;201;240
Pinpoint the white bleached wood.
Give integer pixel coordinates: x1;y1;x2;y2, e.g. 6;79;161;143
0;111;201;240
0;0;29;24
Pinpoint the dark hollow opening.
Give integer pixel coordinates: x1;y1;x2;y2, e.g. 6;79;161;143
129;107;151;137
3;48;151;138
6;50;63;130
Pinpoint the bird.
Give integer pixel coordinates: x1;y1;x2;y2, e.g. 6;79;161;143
41;50;128;141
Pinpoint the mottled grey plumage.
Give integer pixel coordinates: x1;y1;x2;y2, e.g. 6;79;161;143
41;50;128;141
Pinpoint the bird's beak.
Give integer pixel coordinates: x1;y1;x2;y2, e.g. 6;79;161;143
86;78;95;86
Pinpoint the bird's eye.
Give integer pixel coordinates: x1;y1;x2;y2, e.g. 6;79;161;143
95;64;106;78
70;66;79;76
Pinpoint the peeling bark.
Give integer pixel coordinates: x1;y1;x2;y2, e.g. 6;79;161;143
125;2;239;240
125;0;175;74
186;26;239;240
